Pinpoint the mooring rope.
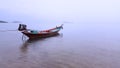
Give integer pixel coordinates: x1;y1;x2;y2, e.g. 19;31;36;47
22;34;27;42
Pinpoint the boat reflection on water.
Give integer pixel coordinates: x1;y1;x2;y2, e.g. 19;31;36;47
20;33;63;53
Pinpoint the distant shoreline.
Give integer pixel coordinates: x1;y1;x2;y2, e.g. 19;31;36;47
0;21;8;23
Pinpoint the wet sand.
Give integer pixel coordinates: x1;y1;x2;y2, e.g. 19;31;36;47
0;24;120;68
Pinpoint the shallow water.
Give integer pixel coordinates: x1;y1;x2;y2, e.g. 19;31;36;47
0;23;120;68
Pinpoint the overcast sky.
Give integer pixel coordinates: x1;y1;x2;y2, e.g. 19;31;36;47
0;0;120;24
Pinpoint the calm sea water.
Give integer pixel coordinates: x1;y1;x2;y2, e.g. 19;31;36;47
0;22;120;68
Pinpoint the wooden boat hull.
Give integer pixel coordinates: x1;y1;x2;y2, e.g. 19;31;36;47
22;31;59;39
19;24;63;39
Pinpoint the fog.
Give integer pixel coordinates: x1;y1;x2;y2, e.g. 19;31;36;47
0;0;120;24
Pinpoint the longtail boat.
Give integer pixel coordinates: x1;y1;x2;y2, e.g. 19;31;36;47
18;24;63;39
